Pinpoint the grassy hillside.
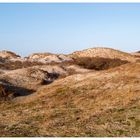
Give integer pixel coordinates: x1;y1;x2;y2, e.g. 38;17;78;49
0;62;140;136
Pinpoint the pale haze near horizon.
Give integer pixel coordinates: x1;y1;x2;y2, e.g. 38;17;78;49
0;3;140;56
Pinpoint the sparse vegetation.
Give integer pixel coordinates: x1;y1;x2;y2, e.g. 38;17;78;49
0;60;45;70
0;84;15;100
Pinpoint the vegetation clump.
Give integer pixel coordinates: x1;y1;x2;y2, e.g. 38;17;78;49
74;57;129;70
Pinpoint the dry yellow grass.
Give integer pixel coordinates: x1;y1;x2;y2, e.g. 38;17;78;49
0;62;140;136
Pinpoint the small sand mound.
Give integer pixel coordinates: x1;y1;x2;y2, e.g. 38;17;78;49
0;50;20;59
27;53;73;63
0;67;51;90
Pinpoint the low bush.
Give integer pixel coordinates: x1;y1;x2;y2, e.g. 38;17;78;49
73;57;129;70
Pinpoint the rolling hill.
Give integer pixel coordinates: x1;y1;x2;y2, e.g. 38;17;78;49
0;47;139;137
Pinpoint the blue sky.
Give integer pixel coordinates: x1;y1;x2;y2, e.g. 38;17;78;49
0;3;140;56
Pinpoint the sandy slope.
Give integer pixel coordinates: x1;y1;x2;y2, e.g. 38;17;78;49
70;47;139;62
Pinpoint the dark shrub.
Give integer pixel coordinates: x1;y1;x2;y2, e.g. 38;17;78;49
73;57;129;70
